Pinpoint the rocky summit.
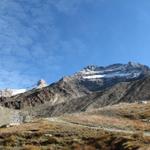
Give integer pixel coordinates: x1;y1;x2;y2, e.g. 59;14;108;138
37;79;48;89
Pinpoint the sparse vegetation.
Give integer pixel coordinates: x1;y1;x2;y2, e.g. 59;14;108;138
0;119;149;150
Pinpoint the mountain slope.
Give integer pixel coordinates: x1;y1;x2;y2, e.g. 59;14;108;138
23;76;150;117
0;62;150;117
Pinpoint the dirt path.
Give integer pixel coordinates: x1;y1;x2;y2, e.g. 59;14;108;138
45;117;150;137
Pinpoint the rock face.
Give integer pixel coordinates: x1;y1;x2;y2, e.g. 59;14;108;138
23;76;150;117
0;106;23;126
0;62;150;117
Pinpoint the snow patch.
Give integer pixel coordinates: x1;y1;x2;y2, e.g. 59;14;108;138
82;72;141;79
11;89;27;96
83;75;105;79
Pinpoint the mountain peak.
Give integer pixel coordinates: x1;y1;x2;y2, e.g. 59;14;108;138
0;79;48;97
127;61;145;68
77;62;150;81
37;79;47;89
83;65;99;71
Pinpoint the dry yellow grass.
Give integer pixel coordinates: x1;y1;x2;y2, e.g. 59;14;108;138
0;103;149;149
0;119;149;150
93;102;150;120
62;113;150;131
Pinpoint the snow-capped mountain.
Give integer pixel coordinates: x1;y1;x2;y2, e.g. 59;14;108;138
0;89;27;97
0;62;149;98
37;79;48;89
77;62;149;80
0;79;48;97
0;62;150;111
65;62;150;92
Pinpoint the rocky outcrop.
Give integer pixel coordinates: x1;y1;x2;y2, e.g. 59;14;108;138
0;106;24;126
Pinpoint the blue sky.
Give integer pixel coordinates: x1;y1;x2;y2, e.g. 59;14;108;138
0;0;150;88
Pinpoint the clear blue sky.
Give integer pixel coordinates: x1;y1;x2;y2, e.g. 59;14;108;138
0;0;150;88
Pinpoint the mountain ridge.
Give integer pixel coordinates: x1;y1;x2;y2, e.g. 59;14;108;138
0;62;150;118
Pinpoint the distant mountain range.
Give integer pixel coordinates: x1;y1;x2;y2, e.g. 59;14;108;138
0;62;150;117
0;79;47;97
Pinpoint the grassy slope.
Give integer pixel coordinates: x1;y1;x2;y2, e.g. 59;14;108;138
86;102;150;121
61;102;150;131
0;102;150;149
0;119;149;150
